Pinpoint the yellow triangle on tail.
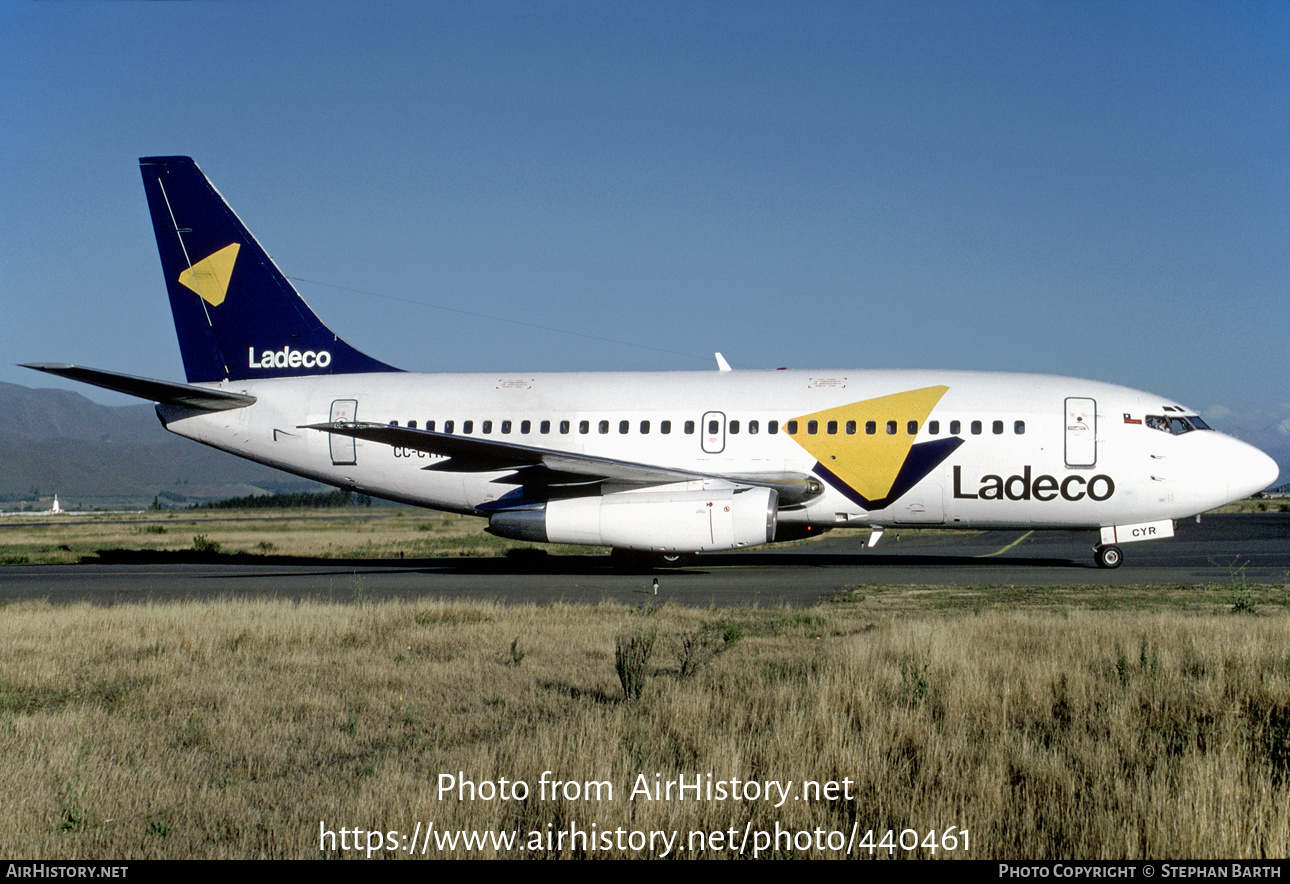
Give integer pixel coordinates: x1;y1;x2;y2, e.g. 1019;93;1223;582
178;243;240;307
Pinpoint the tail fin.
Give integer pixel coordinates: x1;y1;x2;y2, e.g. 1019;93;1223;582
139;156;400;383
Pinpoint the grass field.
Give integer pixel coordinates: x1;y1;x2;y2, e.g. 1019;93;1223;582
0;596;1287;859
0;508;1287;859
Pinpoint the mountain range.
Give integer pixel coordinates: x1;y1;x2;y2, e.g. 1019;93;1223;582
0;381;323;508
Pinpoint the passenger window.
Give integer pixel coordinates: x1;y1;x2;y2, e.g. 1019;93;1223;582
992;420;1003;435
503;420;514;434
518;420;528;434
1015;421;1025;435
685;420;695;434
708;419;719;435
444;420;454;434
619;420;629;434
427;420;435;432
846;420;856;435
579;420;589;434
971;421;981;435
482;420;492;434
865;421;876;435
729;420;740;434
928;421;938;435
661;420;671;434
599;420;609;434
389;420;398;426
907;421;918;435
950;420;960;435
768;420;779;435
640;420;650;434
886;420;897;435
408;420;417;429
807;420;818;435
558;420;568;434
826;420;837;435
785;420;797;434
748;420;759;435
463;420;474;434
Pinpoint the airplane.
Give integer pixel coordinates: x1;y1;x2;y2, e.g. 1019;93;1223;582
23;156;1279;570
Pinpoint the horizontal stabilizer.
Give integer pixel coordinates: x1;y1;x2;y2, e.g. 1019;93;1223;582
21;364;256;411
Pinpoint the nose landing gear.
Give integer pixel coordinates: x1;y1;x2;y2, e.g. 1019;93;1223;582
1095;544;1123;569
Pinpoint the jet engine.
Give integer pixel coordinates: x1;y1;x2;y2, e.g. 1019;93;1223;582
488;485;778;553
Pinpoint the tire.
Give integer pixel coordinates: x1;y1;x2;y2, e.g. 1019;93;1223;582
1095;545;1123;569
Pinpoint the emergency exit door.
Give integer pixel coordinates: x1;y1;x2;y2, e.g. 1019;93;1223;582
701;411;726;454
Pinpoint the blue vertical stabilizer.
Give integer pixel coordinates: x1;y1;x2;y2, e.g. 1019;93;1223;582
139;156;401;383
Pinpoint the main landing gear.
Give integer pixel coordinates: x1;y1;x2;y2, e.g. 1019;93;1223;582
1094;544;1123;569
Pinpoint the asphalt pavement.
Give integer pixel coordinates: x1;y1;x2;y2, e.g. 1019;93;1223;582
1;514;1285;608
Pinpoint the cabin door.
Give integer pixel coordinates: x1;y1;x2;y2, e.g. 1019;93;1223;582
1064;397;1097;467
329;399;358;466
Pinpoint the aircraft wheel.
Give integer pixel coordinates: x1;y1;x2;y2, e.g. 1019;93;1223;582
657;552;695;568
1095;545;1123;569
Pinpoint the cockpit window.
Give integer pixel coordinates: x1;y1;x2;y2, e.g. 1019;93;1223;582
1146;414;1211;435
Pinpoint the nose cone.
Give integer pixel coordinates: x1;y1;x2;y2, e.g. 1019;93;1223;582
1227;438;1280;501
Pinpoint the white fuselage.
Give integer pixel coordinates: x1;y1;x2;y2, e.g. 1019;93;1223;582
156;368;1277;536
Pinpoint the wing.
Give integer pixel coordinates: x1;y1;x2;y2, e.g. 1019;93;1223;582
300;421;823;505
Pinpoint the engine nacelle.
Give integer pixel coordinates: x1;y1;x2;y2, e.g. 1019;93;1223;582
488;485;778;553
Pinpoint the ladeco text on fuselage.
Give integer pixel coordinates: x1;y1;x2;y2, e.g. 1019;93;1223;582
952;465;1115;502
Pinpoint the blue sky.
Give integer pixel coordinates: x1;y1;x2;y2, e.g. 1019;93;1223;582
2;1;1287;465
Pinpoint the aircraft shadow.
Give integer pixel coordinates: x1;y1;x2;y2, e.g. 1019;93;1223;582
87;547;1082;574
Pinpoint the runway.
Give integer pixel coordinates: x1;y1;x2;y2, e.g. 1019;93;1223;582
1;513;1286;608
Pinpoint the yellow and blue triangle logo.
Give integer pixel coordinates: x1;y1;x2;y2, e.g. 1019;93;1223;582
177;243;240;307
788;385;956;506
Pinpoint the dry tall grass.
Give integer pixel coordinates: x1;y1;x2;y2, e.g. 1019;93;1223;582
1;595;1286;859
